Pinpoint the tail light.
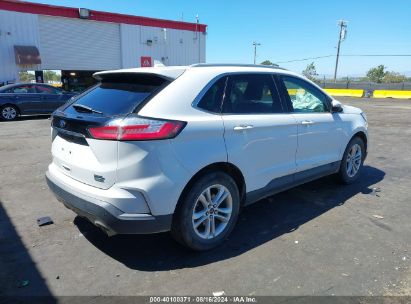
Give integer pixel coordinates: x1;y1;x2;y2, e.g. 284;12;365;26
88;116;186;141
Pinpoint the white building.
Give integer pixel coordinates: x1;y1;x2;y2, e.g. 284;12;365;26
0;0;207;88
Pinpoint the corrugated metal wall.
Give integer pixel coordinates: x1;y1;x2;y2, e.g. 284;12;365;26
0;10;206;83
0;10;41;83
38;16;122;70
120;23;206;68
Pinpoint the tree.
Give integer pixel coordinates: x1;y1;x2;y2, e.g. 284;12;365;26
383;71;407;83
260;60;279;67
366;65;407;83
43;70;61;83
302;62;317;81
366;65;386;83
19;71;35;82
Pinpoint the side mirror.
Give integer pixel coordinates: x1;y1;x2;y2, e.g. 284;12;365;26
331;100;343;113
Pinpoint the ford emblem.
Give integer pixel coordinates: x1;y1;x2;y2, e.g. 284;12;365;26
59;120;66;128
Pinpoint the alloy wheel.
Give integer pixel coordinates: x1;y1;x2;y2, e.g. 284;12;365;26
192;184;233;240
346;143;362;177
1;106;17;120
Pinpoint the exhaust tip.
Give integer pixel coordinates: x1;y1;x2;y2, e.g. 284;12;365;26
94;220;116;237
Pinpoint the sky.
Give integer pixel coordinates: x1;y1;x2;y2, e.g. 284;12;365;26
28;0;411;77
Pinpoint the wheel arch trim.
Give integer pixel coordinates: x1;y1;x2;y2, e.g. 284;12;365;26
175;162;246;213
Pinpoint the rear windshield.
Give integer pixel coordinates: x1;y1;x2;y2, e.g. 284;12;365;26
66;75;169;116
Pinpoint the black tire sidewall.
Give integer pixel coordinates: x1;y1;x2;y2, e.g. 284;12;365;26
172;172;240;251
339;137;365;184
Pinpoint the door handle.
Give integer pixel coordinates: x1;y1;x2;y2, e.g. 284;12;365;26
301;120;314;125
233;125;254;131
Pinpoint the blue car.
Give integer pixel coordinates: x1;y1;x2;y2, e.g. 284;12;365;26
0;83;77;121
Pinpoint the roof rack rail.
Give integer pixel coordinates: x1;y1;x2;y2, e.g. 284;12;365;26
190;63;287;70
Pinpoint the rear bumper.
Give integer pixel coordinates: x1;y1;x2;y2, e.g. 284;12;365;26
46;171;172;235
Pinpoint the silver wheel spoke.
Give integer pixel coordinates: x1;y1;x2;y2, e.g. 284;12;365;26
203;218;211;238
210;216;216;237
205;188;212;204
198;194;209;209
193;209;207;220
217;207;232;214
214;213;229;222
214;188;229;207
347;161;353;173
194;215;208;228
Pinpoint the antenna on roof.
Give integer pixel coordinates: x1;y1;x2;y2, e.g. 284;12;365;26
194;14;199;40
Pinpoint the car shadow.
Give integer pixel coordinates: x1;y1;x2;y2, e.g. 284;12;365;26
75;165;385;271
0;200;54;297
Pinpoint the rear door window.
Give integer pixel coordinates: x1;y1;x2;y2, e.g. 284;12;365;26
66;75;169;116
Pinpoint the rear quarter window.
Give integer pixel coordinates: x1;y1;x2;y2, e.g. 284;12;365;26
197;76;227;113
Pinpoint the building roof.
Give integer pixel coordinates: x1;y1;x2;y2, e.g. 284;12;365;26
0;0;207;33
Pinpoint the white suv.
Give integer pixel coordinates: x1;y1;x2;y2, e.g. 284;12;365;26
46;64;368;250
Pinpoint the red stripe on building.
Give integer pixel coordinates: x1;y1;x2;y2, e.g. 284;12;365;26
0;0;207;33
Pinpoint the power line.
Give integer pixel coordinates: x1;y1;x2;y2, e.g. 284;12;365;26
343;54;411;57
275;54;411;64
276;55;333;63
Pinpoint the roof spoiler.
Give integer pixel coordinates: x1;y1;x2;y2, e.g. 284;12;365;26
93;67;187;81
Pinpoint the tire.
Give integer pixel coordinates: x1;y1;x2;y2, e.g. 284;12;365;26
337;137;365;184
171;172;240;251
0;105;19;121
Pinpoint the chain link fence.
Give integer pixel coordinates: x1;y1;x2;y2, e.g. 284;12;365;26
318;81;411;91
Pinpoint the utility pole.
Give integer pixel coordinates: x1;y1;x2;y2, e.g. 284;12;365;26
333;20;347;83
253;42;261;65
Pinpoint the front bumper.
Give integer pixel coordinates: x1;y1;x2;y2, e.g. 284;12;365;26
46;171;172;236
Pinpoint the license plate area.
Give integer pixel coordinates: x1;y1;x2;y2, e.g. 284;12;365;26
55;137;74;175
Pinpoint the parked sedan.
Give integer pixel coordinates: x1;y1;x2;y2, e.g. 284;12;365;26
0;83;77;121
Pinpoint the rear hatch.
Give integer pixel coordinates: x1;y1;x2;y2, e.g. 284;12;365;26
51;72;176;189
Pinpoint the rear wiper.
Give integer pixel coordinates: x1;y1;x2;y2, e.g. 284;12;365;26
72;104;103;115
